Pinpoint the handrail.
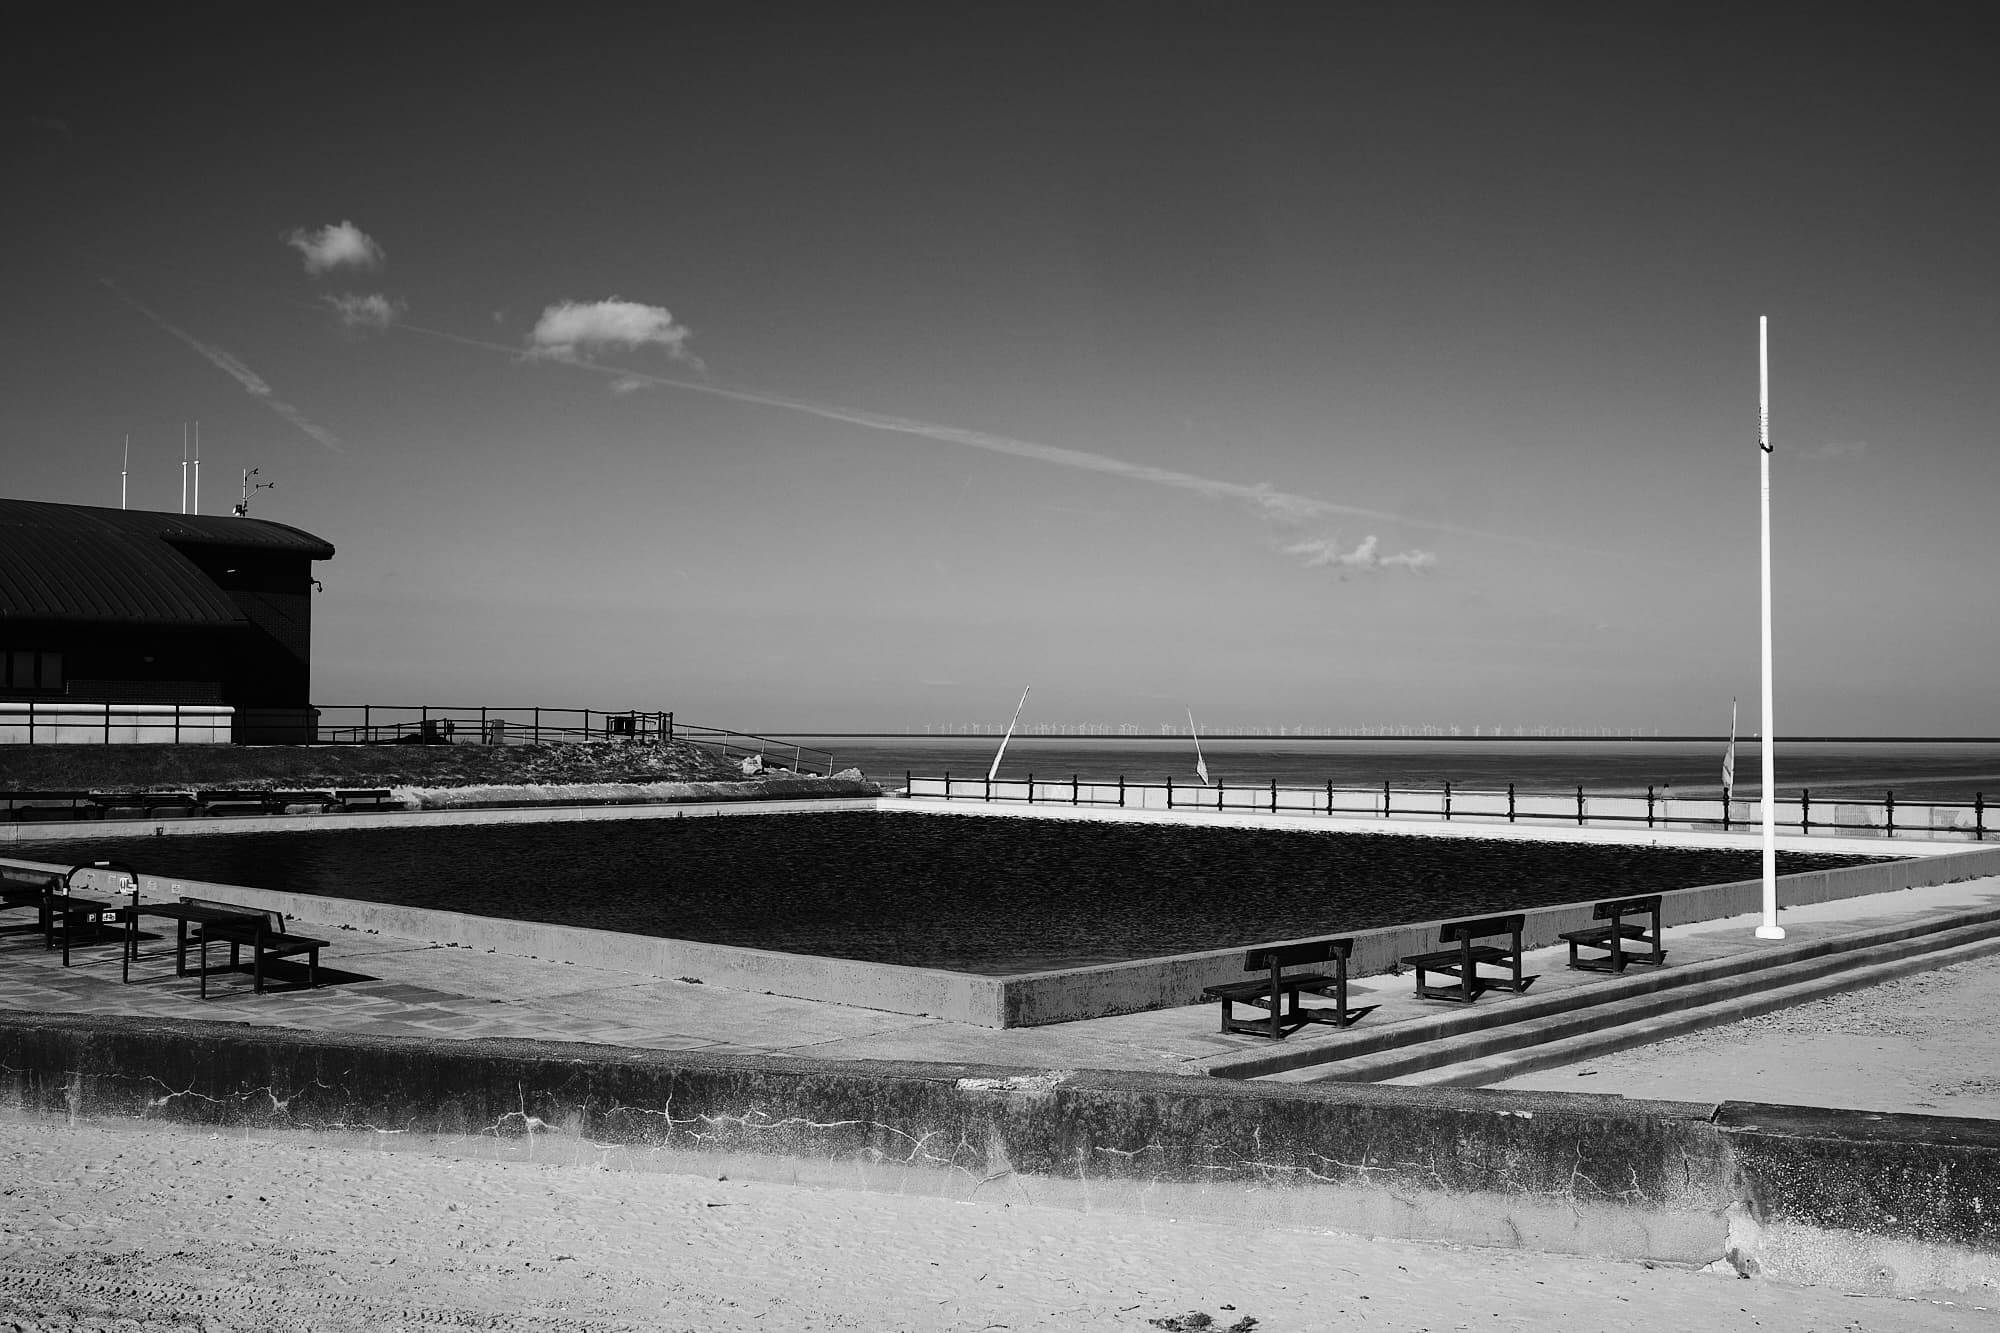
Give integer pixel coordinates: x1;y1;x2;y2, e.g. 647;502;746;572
306;705;835;775
893;774;1988;843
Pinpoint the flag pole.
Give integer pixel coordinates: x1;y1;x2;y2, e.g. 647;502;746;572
1757;316;1784;940
987;685;1031;781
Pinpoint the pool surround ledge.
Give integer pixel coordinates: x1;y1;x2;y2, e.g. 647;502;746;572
9;836;2000;1029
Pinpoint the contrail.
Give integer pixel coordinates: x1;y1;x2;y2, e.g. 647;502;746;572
394;319;1569;552
102;280;344;452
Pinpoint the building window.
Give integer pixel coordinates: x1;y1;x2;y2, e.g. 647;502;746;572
2;648;62;691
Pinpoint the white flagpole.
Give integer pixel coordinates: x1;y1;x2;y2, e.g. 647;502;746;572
180;424;188;514
121;435;129;509
986;685;1031;781
1757;316;1784;940
1189;708;1211;787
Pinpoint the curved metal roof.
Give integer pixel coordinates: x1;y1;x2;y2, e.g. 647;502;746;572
0;499;335;626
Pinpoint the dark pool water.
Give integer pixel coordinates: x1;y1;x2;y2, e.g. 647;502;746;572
17;813;1888;975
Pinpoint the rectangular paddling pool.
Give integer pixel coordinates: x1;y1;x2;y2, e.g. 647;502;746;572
15;811;1892;975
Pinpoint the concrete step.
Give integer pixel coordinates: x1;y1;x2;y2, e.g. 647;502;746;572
1288;914;2000;1085
1383;928;2000;1088
1227;901;2000;1084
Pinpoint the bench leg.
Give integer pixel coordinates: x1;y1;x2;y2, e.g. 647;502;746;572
1329;962;1376;1028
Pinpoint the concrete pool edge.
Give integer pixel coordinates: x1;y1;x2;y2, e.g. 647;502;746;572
0;791;882;843
10;835;2000;1029
2;1011;1995;1295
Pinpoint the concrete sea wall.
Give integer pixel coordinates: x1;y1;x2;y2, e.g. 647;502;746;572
1;1012;1994;1295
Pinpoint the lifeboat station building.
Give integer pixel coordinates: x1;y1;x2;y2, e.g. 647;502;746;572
0;498;335;744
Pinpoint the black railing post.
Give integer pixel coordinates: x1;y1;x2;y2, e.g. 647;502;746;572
985;773;991;803
1118;774;1126;808
1325;778;1333;816
1646;785;1655;828
1383;779;1391;819
1801;788;1811;834
1073;773;1079;806
1507;783;1515;823
666;711;674;742
1444;780;1452;821
1977;792;1985;841
1723;788;1731;832
1886;789;1895;837
1167;776;1174;810
944;770;951;800
1027;773;1034;805
1270;778;1277;814
1576;786;1584;826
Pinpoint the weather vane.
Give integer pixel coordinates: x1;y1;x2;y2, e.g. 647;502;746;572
232;467;276;516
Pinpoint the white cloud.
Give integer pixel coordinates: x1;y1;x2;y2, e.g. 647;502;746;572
284;221;385;275
527;298;695;363
1282;533;1438;575
323;292;403;329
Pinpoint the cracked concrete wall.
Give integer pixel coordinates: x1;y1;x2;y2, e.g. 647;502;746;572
3;1012;1995;1292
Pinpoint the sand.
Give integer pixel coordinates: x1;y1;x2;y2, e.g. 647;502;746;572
1;1115;1989;1332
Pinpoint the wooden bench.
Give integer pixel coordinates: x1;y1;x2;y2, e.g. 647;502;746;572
87;791;201;818
183;897;330;996
1402;913;1536;1003
1;870;61;935
1200;938;1376;1039
1559;895;1667;973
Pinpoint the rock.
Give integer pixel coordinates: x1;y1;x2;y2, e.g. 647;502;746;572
739;754;765;775
833;767;865;781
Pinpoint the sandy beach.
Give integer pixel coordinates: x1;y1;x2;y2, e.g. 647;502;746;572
3;1113;1991;1332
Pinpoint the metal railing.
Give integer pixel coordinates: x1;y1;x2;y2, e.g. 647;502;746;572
895;773;1991;843
308;705;835;776
0;701;235;745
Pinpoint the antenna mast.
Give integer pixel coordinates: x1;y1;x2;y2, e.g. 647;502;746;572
192;421;201;514
121;435;129;509
180;424;188;514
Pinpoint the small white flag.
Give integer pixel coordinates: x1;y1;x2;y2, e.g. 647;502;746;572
1189;708;1211;786
1722;698;1738;794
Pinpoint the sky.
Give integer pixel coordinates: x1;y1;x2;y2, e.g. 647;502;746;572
4;6;1996;736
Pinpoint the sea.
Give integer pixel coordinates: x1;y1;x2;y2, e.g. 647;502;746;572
797;737;2000;805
